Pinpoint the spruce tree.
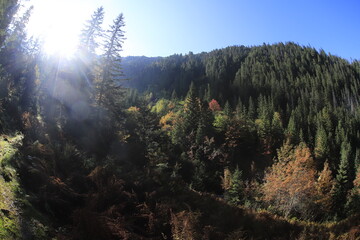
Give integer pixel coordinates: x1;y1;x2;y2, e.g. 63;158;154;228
355;148;360;170
223;100;232;117
75;7;105;111
183;82;200;135
314;124;329;161
271;111;284;151
286;111;297;143
345;167;360;215
0;0;18;46
96;13;126;117
336;139;351;187
225;167;244;205
333;138;352;216
247;96;256;120
79;7;104;55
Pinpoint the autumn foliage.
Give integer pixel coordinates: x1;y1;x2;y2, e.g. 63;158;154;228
263;142;317;218
208;99;221;112
354;168;360;194
315;161;335;216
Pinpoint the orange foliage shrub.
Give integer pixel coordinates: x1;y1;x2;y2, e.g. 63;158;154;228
315;161;335;215
159;111;176;132
170;210;200;240
263;142;317;218
127;106;140;112
354;168;360;193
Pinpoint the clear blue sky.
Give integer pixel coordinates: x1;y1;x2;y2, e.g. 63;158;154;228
27;0;360;60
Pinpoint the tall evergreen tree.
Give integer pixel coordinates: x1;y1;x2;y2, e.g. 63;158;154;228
0;0;18;46
314;124;329;161
183;82;200;135
78;7;105;91
247;96;256;120
225;167;244;205
223;100;232;117
270;111;284;151
285;111;297;143
333;138;352;216
96;13;126;117
79;7;104;55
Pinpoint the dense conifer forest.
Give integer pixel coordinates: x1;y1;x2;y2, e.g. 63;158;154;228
0;1;359;239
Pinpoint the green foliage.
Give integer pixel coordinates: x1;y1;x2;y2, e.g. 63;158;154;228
96;13;126;116
0;135;51;239
285;111;297;143
151;98;173;115
213;113;229;132
223;101;232;117
0;0;18;46
3;11;360;238
332;138;352;217
79;7;104;55
336;139;351;186
183;82;201;134
271;112;284;148
225;167;244;205
314;124;329;161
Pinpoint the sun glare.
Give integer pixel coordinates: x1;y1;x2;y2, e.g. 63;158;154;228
26;0;94;58
41;23;79;58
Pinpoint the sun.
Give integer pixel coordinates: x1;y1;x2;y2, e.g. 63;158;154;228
26;0;95;58
41;22;79;58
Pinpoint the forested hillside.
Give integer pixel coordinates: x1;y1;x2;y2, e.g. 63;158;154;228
0;1;359;239
121;43;360;236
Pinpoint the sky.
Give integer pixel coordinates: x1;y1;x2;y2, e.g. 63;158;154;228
25;0;360;60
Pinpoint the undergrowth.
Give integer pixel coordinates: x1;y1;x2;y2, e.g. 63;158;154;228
0;134;52;240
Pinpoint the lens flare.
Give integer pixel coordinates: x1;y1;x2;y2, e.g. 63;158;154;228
26;0;93;58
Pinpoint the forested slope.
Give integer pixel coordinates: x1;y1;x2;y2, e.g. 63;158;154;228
0;1;359;239
120;43;360;233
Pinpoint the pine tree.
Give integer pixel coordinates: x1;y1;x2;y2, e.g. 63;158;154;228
247;96;256;120
285;111;297;143
0;0;18;46
355;148;360;170
345;167;360;215
335;120;346;146
73;7;105;113
79;7;104;55
195;121;205;145
336;139;351;187
333;138;352;216
314;124;329;161
183;82;200;135
271;111;284;151
96;13;126;117
204;83;211;102
225;167;244;205
171;89;177;100
235;98;247;119
223;100;232;117
171;116;185;146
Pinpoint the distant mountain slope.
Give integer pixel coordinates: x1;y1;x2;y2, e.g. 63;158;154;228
122;43;360;112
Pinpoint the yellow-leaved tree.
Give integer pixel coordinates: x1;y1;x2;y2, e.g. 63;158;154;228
315;160;335;217
263;141;317;219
